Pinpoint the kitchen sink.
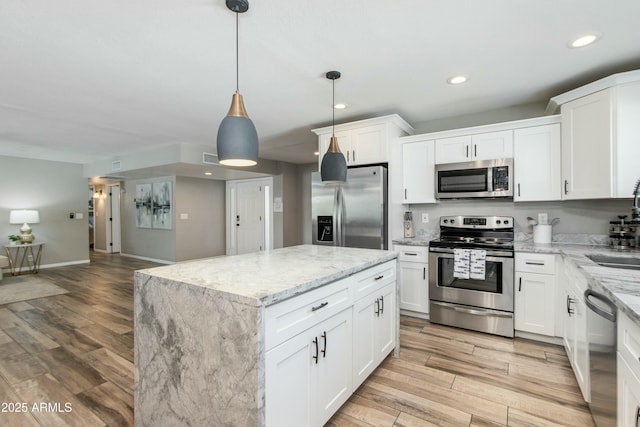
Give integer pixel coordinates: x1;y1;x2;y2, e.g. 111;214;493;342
586;254;640;270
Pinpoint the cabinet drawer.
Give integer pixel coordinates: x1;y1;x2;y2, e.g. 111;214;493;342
352;260;396;301
619;311;640;379
265;277;352;351
395;245;429;263
515;253;556;274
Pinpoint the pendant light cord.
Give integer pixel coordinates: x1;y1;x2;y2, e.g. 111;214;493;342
332;77;335;135
235;12;239;92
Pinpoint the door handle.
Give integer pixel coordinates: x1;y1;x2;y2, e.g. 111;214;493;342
321;331;327;358
564;180;568;195
312;337;319;364
423;267;426;280
466;145;469;158
474;144;477;157
346;151;350;162
374;298;380;316
404;189;407;200
517;183;521;197
379;295;384;315
635;406;640;427
374;275;384;280
518;277;522;292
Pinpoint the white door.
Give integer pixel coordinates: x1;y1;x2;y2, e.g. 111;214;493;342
226;177;273;255
108;184;121;253
513;124;561;201
402;139;436;204
398;261;429;314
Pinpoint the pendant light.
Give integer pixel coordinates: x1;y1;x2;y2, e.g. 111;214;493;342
216;0;258;167
320;71;347;183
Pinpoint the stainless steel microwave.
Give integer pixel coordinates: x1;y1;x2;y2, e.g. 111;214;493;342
435;158;513;199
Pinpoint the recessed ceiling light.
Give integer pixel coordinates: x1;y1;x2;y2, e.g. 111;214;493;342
204;172;212;176
569;33;601;48
333;103;347;110
447;75;467;85
314;151;320;156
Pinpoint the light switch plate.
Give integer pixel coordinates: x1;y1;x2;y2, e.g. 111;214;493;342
422;213;429;223
76;212;84;219
180;213;189;220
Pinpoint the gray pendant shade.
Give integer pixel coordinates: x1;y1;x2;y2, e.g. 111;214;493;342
217;115;258;167
321;136;347;183
320;70;347;183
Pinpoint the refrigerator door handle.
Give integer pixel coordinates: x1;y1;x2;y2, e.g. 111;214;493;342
338;185;346;246
333;185;340;246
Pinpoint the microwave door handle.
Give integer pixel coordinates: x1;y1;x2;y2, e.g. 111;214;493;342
487;167;493;192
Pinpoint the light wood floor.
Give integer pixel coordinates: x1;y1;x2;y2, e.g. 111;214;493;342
0;252;594;426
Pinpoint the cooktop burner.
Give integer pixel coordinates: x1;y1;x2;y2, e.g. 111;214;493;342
430;215;514;251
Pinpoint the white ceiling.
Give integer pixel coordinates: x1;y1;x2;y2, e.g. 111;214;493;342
2;0;640;170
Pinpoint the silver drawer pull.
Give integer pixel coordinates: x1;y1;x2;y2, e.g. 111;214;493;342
404;252;418;256
374;275;384;280
525;261;545;266
311;301;329;312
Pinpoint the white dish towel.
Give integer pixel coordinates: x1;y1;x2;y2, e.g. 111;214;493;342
469;249;487;280
453;248;470;279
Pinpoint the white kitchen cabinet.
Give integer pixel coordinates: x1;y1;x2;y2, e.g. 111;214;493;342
401;139;436;204
265;260;398;427
266;308;352;427
559;82;640;199
435;130;513;164
513;124;561;201
514;253;557;336
562;260;590;402
353;282;396;389
314;114;414;169
618;311;640;426
395;245;429;316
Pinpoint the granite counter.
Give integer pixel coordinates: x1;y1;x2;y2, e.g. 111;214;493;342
133;244;397;426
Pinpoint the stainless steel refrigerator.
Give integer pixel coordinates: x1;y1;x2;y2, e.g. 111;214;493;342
312;165;388;250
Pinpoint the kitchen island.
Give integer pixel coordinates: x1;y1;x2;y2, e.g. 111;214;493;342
134;244;398;427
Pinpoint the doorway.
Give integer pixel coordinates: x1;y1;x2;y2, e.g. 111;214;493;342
226;177;273;255
107;184;122;253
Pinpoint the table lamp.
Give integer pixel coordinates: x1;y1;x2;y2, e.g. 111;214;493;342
9;210;40;244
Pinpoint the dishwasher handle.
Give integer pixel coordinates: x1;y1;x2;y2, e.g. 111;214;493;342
584;289;616;323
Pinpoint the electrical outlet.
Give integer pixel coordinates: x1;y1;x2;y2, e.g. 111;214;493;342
69;212;75;219
421;213;429;223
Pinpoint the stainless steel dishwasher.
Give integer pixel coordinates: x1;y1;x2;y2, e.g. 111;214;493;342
585;288;617;427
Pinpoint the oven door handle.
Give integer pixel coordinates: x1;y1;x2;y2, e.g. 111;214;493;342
431;301;513;318
428;251;513;261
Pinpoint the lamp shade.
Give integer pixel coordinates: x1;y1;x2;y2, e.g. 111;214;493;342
9;210;40;224
217;115;259;167
320;136;347;183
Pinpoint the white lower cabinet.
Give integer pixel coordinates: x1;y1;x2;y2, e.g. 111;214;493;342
353;282;396;389
562;260;590;402
618;310;640;426
266;308;352;427
265;260;397;427
514;253;556;336
395;245;429;316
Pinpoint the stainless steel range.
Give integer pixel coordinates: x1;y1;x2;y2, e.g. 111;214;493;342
429;215;514;337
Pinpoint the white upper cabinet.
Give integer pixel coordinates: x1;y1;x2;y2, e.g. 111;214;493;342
435;130;513;164
552;71;640;199
313;114;414;169
401;138;436;204
513;123;561;201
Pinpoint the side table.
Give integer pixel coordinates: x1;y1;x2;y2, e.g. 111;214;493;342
4;242;44;276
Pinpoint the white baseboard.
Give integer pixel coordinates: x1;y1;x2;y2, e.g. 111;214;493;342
400;309;429;320
1;259;90;275
119;253;173;265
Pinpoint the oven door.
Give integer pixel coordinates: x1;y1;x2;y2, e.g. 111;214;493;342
428;249;514;312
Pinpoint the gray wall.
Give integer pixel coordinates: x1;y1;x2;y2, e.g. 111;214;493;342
121;176;229;262
175;177;226;261
0;156;90;268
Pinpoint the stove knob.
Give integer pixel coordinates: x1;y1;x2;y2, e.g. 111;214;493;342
450;219;455;224
496;220;501;225
504;220;509;225
443;219;448;223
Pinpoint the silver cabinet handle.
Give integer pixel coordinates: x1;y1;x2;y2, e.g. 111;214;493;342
566;295;575;316
404;189;407;200
423;267;426;280
352;150;356;162
474;144;477;157
564;179;568;195
518;277;522;292
635;406;640;427
347;151;350;162
517;183;521;197
374;275;384;281
466;145;469;158
525;261;545;266
404;252;418;256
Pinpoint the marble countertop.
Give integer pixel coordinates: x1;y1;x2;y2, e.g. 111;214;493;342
135;244;397;307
